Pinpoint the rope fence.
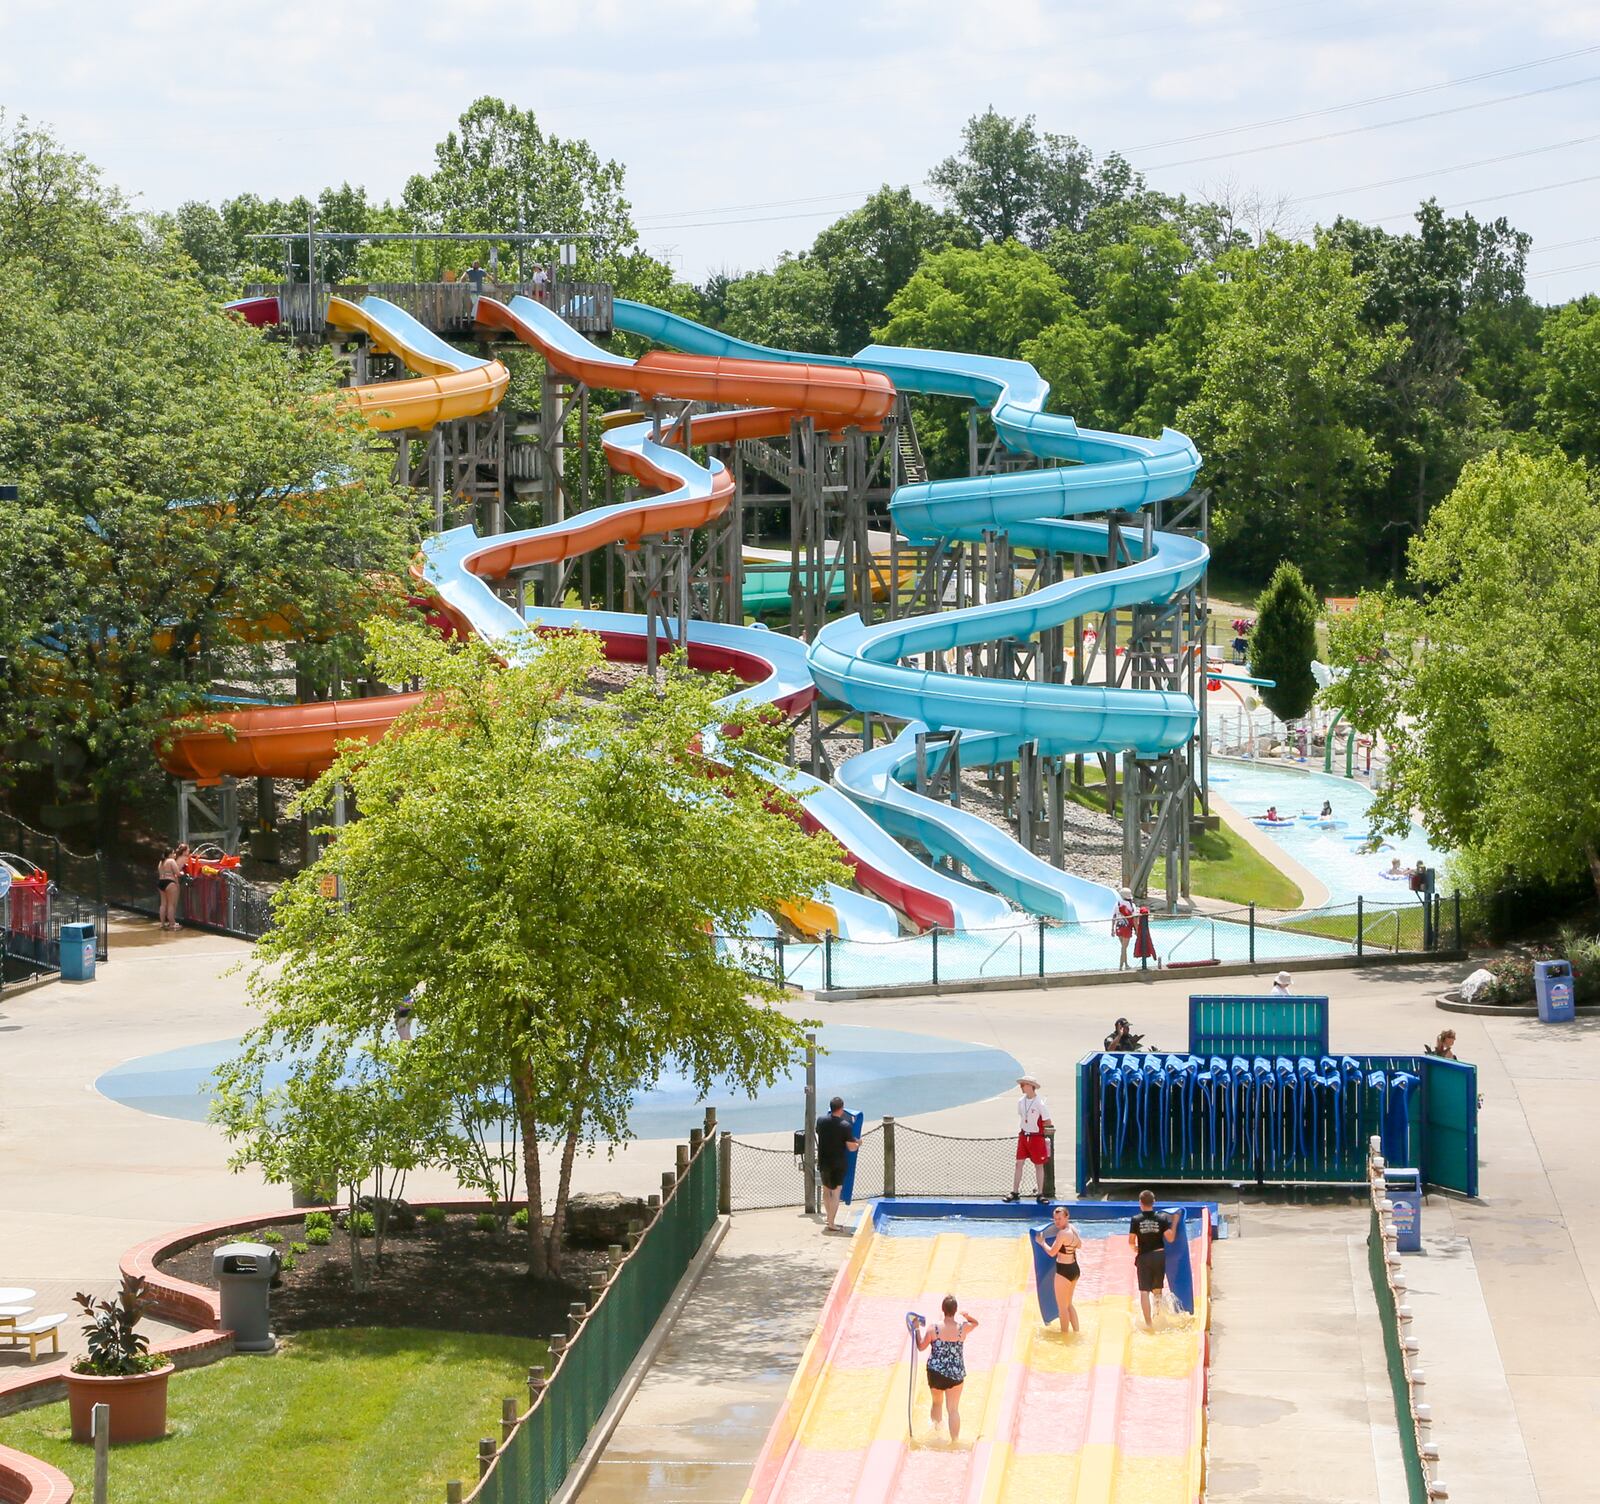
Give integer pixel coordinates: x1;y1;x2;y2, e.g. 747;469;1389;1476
722;1121;1057;1211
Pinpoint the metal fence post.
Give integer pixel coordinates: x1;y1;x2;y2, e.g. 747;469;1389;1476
1357;895;1364;958
1248;903;1255;965
824;930;833;991
1038;916;1046;977
1454;891;1462;951
931;926;940;987
803;1031;817;1215
883;1116;896;1199
718;1130;733;1215
1042;1127;1057;1199
776;934;785;987
92;1402;109;1504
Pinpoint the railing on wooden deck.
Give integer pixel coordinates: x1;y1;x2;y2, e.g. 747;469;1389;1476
243;280;615;337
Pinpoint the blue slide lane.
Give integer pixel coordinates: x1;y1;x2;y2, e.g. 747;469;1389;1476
612;301;1206;923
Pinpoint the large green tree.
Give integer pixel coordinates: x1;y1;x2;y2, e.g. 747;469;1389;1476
1537;295;1600;465
0;117;420;823
1178;237;1402;587
1249;562;1320;723
1327;450;1600;900
928;108;1119;248
1320;202;1530;576
239;622;846;1277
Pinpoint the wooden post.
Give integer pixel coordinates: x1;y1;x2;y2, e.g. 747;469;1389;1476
804;1030;818;1215
447;1483;463;1504
676;1144;690;1179
588;1276;607;1308
478;1438;496;1478
568;1301;586;1338
661;1171;676;1201
883;1117;897;1200
92;1403;109;1504
1043;1128;1057;1200
527;1365;546;1405
501;1396;518;1442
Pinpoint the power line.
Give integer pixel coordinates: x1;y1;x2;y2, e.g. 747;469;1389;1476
1530;234;1600;256
1145;73;1600;173
1137;42;1600;150
1293;133;1600;205
1376;171;1600;223
1527;258;1600;279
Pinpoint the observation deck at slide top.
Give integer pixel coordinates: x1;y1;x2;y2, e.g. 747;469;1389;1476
242;279;615;339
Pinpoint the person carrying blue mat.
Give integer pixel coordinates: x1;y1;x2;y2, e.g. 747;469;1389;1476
1129;1190;1181;1330
1032;1205;1084;1334
814;1095;861;1235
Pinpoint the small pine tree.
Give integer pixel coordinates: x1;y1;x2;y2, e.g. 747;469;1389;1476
1249;562;1320;722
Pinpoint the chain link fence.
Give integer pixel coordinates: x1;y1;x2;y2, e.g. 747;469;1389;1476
718;890;1465;995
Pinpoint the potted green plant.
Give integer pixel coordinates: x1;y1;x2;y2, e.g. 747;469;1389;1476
64;1276;173;1444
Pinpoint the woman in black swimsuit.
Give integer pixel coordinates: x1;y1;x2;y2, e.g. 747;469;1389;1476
1036;1205;1083;1334
156;848;180;931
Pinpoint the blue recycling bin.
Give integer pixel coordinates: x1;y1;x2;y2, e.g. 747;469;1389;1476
1385;1168;1422;1253
1535;959;1575;1023
59;920;97;983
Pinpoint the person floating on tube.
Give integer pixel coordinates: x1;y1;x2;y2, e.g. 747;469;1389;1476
1129;1189;1178;1330
1002;1072;1052;1204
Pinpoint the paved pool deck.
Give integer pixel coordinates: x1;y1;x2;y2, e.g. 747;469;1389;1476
0;917;1590;1500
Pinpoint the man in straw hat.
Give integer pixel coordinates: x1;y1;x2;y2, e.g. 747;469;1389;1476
1002;1071;1053;1204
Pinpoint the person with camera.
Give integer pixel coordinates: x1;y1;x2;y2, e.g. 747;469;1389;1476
1105;1017;1142;1052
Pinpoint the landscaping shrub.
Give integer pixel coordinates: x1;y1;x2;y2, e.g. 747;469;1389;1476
1476;930;1599;1005
422;1206;447;1227
351;1211;375;1239
474;1212;498;1234
305;1227;331;1247
303;1211;332;1235
512;1208;529;1231
290;1241;308;1255
259;1229;283;1246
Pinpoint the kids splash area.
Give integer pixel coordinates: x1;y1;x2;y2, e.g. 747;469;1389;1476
148;253;1453;989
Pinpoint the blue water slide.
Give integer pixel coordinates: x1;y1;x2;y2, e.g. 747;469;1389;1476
612;300;1206;925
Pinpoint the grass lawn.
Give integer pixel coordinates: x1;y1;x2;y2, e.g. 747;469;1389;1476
1062;774;1302;909
1190;823;1303;910
0;1328;545;1504
1281;902;1428;951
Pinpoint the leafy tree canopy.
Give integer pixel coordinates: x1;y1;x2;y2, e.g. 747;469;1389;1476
237;621;848;1276
1326;451;1600;901
0;115;420;821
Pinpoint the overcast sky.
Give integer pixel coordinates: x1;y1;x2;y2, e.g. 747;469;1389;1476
3;0;1597;300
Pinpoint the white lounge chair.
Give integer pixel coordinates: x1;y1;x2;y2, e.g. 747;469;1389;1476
7;1313;66;1362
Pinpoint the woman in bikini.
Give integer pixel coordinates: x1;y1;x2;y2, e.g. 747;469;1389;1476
156;848;180;931
1036;1205;1083;1334
914;1295;979;1442
1112;886;1138;971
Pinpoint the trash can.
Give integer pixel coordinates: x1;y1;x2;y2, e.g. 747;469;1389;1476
58;920;97;983
1534;959;1575;1023
213;1242;281;1353
1385;1168;1422;1253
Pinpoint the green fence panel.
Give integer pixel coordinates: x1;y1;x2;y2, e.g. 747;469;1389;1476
1419;1056;1478;1196
478;1141;719;1504
1188;995;1330;1058
1368;1210;1429;1504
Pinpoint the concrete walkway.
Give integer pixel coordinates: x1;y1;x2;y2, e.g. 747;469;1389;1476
3;917;1594;1500
576;1209;848;1503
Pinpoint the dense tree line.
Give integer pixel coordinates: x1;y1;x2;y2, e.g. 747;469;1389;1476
699;109;1593;592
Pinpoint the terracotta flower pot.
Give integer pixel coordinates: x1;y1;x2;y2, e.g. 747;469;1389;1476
65;1363;174;1444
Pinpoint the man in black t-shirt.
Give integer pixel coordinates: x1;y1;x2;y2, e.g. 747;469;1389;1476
1127;1189;1177;1329
815;1096;860;1234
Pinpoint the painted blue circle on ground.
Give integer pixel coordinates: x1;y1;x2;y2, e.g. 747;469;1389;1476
94;1025;1025;1136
